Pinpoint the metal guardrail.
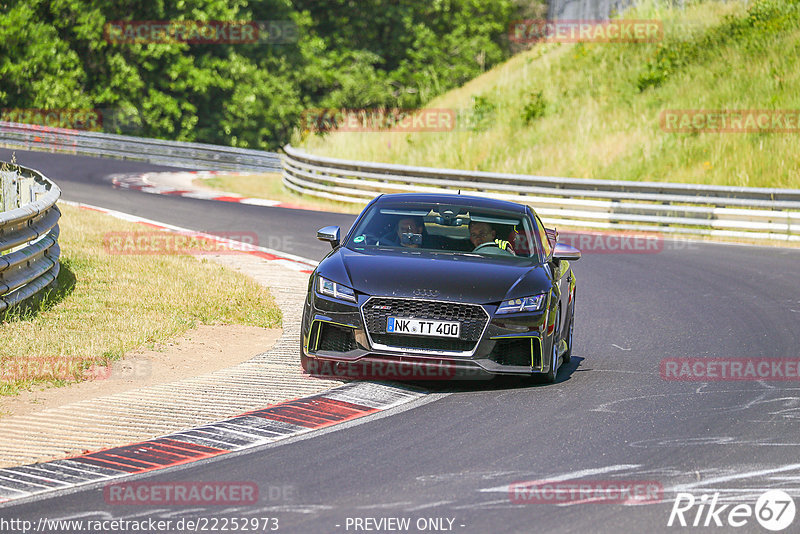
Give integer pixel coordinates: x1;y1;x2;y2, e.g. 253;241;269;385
0;163;61;312
0;120;282;173
282;145;800;242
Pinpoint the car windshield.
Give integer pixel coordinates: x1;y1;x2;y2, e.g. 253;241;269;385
346;202;541;260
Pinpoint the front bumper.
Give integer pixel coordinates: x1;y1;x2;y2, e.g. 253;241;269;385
301;289;553;379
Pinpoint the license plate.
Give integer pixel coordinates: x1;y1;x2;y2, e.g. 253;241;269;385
386;317;460;338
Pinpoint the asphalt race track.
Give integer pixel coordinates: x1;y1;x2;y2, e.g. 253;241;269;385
2;148;800;533
0;148;354;259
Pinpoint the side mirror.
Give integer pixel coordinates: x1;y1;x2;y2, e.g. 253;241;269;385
545;227;558;249
552;242;581;261
316;226;341;248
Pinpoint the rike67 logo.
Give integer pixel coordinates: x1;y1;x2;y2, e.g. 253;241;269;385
668;490;796;531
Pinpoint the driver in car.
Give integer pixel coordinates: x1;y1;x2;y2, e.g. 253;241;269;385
469;221;514;256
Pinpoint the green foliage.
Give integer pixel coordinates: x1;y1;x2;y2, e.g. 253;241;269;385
521;90;546;124
637;0;800;91
0;0;519;149
465;94;497;131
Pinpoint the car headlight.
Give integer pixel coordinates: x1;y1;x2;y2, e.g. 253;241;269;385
496;294;546;314
317;276;357;303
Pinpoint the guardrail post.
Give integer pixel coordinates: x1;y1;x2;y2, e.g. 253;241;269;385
30;182;47;201
18;177;34;206
1;169;18;211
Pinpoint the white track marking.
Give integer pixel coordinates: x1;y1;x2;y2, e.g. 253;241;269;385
478;464;641;493
670;463;800;492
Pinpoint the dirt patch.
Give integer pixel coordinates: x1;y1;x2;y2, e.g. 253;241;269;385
0;324;281;418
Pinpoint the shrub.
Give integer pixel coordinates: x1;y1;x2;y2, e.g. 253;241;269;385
521;90;547;124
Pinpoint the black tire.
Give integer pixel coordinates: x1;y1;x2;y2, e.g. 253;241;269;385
562;316;573;364
563;296;575;364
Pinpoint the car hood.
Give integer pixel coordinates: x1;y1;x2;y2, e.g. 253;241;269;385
319;247;551;304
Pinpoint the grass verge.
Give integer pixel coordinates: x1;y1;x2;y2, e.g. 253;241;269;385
0;204;282;396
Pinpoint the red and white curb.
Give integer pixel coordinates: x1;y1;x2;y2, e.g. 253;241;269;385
0;382;425;504
60;200;319;273
109;171;306;210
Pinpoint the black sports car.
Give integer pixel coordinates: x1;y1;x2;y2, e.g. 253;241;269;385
301;193;580;382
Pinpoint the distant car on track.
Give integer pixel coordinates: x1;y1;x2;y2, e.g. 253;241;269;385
301;193;580;381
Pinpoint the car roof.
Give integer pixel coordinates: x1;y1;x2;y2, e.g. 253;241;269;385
374;193;529;214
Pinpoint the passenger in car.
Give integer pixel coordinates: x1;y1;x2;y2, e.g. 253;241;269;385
469;221;514;255
378;216;425;248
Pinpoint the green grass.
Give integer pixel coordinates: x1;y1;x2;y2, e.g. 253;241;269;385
297;0;800;189
0;204;282;396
